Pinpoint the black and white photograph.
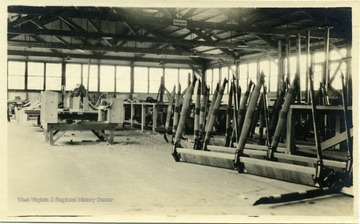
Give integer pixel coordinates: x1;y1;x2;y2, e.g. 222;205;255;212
1;1;359;223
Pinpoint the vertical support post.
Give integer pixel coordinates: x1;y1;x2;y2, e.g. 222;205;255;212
211;68;214;94
219;66;222;83
147;67;150;94
246;63;249;85
80;63;83;85
97;60;100;93
306;30;311;103
109;129;114;144
277;40;282;97
25;60;28;97
141;104;145;132
43;63;46;91
160;68;165;102
256;59;260;81
130;102;134;127
177;68;180;87
324;28;330;91
268;60;271;92
61;60;66;88
227;66;230;93
287;38;291;82
86;60;90;97
130;62;134;100
346;45;351;105
236;62;240;88
201;63;207;84
296;33;301;102
114;65;117;94
286;107;295;154
152;104;157;133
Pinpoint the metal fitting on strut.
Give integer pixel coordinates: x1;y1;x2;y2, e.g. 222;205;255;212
314;160;343;190
171;144;181;162
234;151;249;173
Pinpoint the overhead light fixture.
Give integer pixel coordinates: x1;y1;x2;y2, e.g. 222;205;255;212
159;60;163;65
190;51;199;58
142;8;159;13
65;55;71;61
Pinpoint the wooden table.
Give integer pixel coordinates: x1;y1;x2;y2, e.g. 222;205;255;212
45;122;117;145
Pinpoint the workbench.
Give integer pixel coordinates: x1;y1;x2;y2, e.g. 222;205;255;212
45;122;117;145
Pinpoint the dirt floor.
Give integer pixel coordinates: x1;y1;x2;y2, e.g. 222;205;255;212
4;119;357;222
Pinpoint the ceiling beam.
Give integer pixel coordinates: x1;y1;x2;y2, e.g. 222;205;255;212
9;40;235;60
8;50;200;65
28;20;69;45
9;14;39;27
182;8;197;19
8;6;334;39
8;28;268;51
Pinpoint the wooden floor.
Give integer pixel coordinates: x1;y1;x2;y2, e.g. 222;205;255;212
3;119;356;222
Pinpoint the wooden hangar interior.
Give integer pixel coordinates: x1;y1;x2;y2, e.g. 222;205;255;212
5;6;356;221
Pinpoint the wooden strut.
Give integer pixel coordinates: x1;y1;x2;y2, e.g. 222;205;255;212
171;83;181;143
267;75;299;160
308;67;325;185
268;82;286;139
204;83;220;132
193;81;201;148
262;86;270;146
194;83;219;149
229;79;240;147
163;85;176;143
172;77;197;161
199;83;208;132
234;72;265;172
202;78;228;150
341;73;353;174
225;80;234;147
237;80;254;139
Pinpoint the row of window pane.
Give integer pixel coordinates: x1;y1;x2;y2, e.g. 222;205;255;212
7;48;349;93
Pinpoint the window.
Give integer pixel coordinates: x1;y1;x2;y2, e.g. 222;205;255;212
329;62;346;90
149;68;163;93
313;51;325;64
28;62;44;90
288;56;297;83
312;65;322;90
239;64;248;91
270;60;279;93
45;63;61;90
179;69;192;92
116;66;131;92
134;67;148;93
329;48;347;90
213;68;220;86
165;68;178;93
298;54;307;93
83;64;98;92
100;65;115;92
205;69;213;94
65;64;81;90
248;62;257;83
8;61;25;89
